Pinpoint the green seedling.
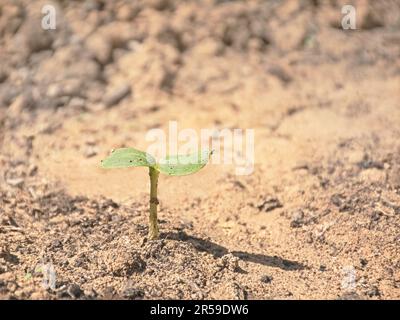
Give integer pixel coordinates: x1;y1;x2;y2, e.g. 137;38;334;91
100;148;212;240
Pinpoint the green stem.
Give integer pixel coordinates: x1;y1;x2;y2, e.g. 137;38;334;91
148;167;160;240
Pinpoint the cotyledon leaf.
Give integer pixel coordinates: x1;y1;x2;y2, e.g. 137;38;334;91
100;148;156;169
156;150;212;176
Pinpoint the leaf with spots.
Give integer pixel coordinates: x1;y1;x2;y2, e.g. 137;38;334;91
156;150;212;176
100;148;156;168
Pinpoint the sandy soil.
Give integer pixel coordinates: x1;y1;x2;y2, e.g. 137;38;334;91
1;0;400;299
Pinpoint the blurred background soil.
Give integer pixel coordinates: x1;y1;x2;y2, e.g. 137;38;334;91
0;0;400;299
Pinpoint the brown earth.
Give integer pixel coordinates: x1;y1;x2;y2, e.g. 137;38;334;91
1;0;400;300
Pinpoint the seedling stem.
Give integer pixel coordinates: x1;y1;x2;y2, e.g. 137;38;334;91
149;167;159;240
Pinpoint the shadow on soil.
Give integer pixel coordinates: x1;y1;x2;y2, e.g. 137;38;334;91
162;231;306;271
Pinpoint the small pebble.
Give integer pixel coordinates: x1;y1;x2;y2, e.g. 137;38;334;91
103;84;131;107
67;284;83;299
260;275;273;283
